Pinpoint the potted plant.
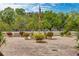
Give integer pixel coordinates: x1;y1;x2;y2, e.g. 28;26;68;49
0;32;6;56
60;32;64;36
33;32;46;43
60;31;71;37
46;32;53;39
65;31;71;36
7;32;13;37
19;31;24;37
23;32;30;40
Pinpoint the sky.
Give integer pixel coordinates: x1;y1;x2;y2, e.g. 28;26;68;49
0;3;79;13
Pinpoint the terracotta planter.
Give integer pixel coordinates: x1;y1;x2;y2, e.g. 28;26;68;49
7;32;12;37
19;32;24;37
47;36;52;40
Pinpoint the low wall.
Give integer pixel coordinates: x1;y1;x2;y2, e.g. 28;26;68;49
2;31;77;37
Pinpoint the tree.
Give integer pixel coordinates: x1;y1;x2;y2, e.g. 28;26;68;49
64;13;77;32
26;15;39;31
43;11;55;30
1;7;15;25
75;14;79;48
0;21;11;31
15;8;26;15
56;13;68;30
12;15;27;31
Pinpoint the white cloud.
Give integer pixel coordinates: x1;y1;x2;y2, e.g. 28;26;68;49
0;4;22;10
50;3;58;6
0;3;58;12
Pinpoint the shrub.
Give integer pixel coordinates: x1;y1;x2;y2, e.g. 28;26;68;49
46;32;53;37
19;31;24;36
60;32;64;36
60;31;71;37
65;31;71;36
33;32;45;40
23;32;30;37
23;32;30;40
7;32;13;37
0;32;5;47
0;21;11;31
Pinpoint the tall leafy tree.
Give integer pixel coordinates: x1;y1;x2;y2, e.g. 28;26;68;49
43;11;55;30
1;7;15;25
12;15;27;31
15;8;26;15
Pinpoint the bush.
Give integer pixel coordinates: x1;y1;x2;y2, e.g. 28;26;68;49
0;21;11;31
46;32;53;37
0;32;5;47
60;32;64;36
23;32;30;37
19;31;24;36
23;32;30;40
60;31;71;36
33;32;45;40
65;31;71;36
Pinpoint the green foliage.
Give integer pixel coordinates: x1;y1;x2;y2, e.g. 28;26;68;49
0;21;11;31
26;17;39;31
60;31;71;36
43;11;55;30
15;8;26;15
23;32;30;37
19;31;24;36
60;32;64;36
12;15;27;31
46;32;53;37
64;14;75;31
65;31;71;36
0;32;5;47
0;7;79;32
33;32;45;40
40;19;52;30
1;7;15;25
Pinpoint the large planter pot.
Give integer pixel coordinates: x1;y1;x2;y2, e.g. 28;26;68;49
19;32;24;37
47;36;52;40
7;32;12;37
46;32;53;39
25;37;31;40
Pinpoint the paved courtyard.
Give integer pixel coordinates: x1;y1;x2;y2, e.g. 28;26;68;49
0;36;78;56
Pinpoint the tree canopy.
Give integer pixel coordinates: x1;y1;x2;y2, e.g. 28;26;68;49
0;7;79;31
